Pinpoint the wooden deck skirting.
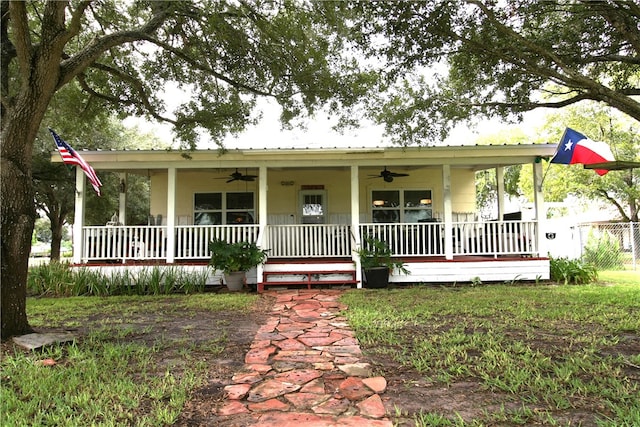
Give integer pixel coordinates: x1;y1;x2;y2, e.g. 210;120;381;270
257;269;359;293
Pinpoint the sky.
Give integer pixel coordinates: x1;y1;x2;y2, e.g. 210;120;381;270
125;98;549;150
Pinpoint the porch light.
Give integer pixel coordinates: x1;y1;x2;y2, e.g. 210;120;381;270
420;198;432;205
373;200;385;206
119;179;126;193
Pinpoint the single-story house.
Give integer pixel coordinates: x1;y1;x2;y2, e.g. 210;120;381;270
54;143;558;288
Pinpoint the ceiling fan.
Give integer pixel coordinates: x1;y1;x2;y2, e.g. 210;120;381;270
369;167;409;183
218;168;258;183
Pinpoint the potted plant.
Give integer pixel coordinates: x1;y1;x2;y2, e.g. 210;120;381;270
354;235;409;288
208;239;268;291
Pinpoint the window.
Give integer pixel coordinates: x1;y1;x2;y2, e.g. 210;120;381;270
300;190;326;224
194;192;254;225
372;189;432;223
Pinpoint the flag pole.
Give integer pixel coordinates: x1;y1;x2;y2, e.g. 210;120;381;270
540;128;569;189
539;157;552;189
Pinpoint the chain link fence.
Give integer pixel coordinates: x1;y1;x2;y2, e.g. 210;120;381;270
576;222;639;270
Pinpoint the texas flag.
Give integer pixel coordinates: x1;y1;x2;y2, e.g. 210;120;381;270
550;127;615;176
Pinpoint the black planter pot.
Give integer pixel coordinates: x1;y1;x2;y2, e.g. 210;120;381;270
363;267;390;288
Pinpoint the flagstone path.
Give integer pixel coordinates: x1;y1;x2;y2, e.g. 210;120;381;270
215;289;393;426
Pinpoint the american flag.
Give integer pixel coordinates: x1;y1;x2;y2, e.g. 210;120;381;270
49;128;102;196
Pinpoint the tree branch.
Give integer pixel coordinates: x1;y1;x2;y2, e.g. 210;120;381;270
76;62;176;125
8;2;32;82
468;93;594;111
140;35;277;98
58;2;172;88
592;0;640;56
597;188;630;221
62;1;92;44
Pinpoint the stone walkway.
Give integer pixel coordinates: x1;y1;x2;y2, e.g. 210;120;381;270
215;289;393;426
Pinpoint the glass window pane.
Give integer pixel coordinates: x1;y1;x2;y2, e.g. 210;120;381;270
226;211;254;224
195;193;221;211
303;194;324;216
405;209;433;223
373;209;400;223
372;190;399;207
405;190;432;207
194;212;221;225
227;192;254;210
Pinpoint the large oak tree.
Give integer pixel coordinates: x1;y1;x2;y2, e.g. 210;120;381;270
352;0;640;144
1;0;373;338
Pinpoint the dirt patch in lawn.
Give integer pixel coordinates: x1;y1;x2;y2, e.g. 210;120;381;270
4;290;637;426
2;291;273;426
358;319;639;427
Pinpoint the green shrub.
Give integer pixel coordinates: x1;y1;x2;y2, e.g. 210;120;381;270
27;262;75;296
582;230;625;270
550;257;598;285
27;264;210;297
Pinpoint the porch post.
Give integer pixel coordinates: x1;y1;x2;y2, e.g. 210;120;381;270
442;164;454;260
118;172;127;225
166;167;176;263
257;166;268;284
350;165;362;288
72;167;85;264
533;160;546;257
496;167;505;220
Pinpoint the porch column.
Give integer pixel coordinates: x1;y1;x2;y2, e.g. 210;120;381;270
533;160;546;257
166;167;176;263
72;167;86;264
350;165;362;288
118;172;127;225
257;166;268;283
442;164;454;260
496;167;505;220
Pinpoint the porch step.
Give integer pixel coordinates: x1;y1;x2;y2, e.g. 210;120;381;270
258;269;358;293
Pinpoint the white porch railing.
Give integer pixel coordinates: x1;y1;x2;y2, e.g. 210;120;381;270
174;225;260;259
359;222;445;256
359;220;538;257
81;220;538;262
83;226;168;262
451;220;538;256
82;225;260;262
264;224;353;258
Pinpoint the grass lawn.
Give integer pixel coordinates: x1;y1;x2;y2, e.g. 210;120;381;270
598;269;640;286
341;283;640;426
1;293;265;426
2;282;638;426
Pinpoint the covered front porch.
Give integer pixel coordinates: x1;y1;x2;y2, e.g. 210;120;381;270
65;144;557;285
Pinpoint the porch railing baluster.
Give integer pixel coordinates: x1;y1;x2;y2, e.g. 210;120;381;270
81;220;537;262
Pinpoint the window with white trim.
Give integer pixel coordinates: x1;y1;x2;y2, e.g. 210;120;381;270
194;192;254;225
371;189;433;223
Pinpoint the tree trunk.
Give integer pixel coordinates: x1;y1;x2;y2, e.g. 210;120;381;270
1;68;59;339
47;202;68;262
1;127;37;339
50;221;63;262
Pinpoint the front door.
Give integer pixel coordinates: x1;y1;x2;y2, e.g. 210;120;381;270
300;190;326;224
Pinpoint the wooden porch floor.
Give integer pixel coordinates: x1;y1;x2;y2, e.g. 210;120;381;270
81;255;545;267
